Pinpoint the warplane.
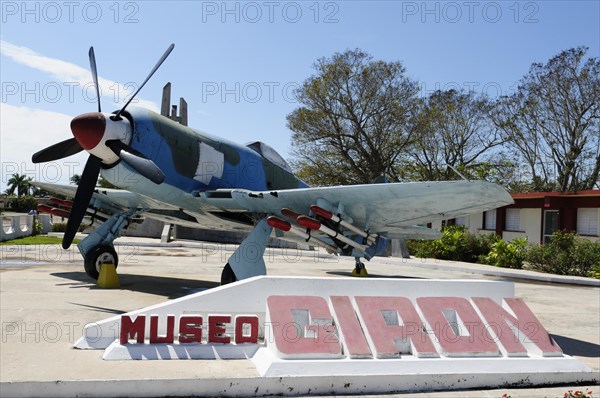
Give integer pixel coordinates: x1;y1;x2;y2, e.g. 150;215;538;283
31;44;513;284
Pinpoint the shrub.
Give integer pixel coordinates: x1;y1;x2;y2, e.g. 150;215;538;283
481;238;528;269
51;222;67;232
590;263;600;280
32;219;43;236
9;196;37;213
408;225;497;263
526;231;600;277
409;228;599;278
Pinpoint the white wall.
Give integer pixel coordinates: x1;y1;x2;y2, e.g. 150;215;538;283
517;208;541;244
0;214;52;242
1;215;32;241
413;202;599;246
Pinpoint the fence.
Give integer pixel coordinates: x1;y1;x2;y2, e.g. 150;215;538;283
0;214;52;241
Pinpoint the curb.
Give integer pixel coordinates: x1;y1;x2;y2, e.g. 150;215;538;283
373;257;600;287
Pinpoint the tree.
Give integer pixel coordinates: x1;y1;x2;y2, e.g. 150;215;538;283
5;173;33;197
491;47;600;191
71;173;118;189
9;195;37;213
70;174;81;185
98;176;118;189
288;49;420;186
403;89;508;182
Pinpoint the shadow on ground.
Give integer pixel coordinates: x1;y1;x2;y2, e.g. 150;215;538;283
551;334;600;359
51;271;219;300
326;271;423;279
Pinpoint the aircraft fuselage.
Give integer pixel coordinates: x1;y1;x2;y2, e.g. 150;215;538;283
100;107;307;214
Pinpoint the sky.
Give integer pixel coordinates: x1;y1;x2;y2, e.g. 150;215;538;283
1;0;599;191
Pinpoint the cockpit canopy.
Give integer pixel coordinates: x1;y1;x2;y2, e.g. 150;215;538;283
246;141;292;173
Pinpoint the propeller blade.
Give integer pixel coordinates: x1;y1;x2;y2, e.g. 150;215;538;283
113;43;175;120
107;140;165;184
62;155;102;249
32;138;83;163
88;47;101;113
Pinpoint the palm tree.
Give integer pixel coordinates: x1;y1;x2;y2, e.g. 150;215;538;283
5;174;33;197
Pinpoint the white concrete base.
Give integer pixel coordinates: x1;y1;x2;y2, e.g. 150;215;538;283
75;276;513;349
67;276;597;397
103;341;260;360
252;346;596;379
1;369;597;398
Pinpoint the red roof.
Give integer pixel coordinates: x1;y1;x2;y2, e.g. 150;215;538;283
511;190;600;199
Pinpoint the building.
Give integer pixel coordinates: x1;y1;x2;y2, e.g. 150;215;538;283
431;190;600;244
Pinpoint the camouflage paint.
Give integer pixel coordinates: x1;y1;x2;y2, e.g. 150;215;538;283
122;107;307;193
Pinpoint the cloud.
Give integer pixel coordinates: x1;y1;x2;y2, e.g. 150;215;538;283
0;103;88;191
0;40;159;112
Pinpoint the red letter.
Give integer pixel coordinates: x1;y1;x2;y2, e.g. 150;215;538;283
472;297;562;357
149;315;175;344
120;315;145;344
208;315;231;344
330;296;372;358
417;297;499;357
235;315;259;344
267;296;341;359
179;315;202;344
355;296;437;358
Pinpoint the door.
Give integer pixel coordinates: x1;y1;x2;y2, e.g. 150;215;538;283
543;210;559;244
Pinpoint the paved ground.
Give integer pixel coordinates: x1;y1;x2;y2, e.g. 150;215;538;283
0;236;598;397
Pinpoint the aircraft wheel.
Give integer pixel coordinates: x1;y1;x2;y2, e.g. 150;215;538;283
84;245;118;280
220;263;237;285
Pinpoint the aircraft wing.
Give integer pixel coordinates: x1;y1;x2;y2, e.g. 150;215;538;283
204;180;513;238
33;180;512;239
31;181;251;232
31;181;174;212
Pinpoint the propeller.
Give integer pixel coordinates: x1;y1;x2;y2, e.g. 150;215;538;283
88;47;101;113
31;44;174;249
32;138;82;163
62;155;102;249
112;43;175;121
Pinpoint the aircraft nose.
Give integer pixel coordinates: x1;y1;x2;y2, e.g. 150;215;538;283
70;112;105;150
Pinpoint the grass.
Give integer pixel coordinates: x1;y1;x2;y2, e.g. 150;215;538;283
0;236;80;246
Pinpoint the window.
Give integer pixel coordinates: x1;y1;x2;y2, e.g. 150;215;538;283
505;209;520;231
455;216;466;226
246;141;292;172
577;208;599;236
544;210;560;244
484;209;496;230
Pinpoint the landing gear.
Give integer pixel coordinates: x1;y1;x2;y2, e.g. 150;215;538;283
221;263;237;285
351;259;368;277
84;245;118;280
76;210;134;281
222;219;272;285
